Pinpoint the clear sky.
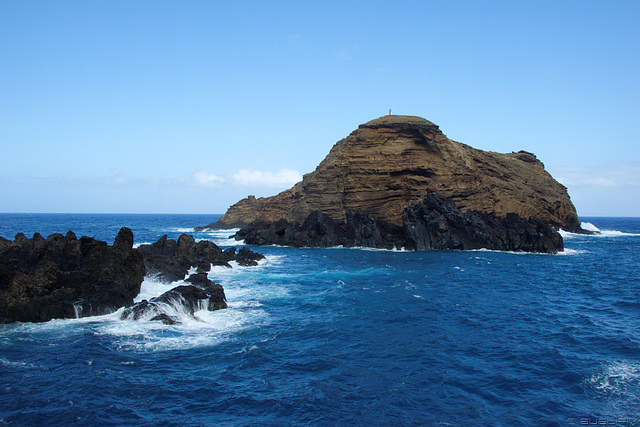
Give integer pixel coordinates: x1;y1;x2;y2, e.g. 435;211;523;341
1;0;639;216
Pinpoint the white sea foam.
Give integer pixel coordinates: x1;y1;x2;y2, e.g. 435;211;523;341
561;221;640;239
587;360;640;399
198;228;241;247
559;222;599;239
134;277;182;303
208;255;291;306
580;222;601;233
0;253;288;353
468;248;545;256
558;229;576;240
557;248;589;256
0;357;37;369
174;227;197;233
343;245;410;252
112;253;287;352
563;228;640;238
596;229;640;237
102;257;283;351
100;305;268;352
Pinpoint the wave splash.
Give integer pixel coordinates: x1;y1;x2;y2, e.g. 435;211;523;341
0;255;281;353
102;255;282;351
561;221;640;239
585;360;640;416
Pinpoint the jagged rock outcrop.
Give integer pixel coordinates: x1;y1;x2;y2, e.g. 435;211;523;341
234;192;564;254
136;234;265;282
402;192;564;253
0;228;145;323
234;210;403;250
120;273;227;324
0;229;264;324
206;115;581;232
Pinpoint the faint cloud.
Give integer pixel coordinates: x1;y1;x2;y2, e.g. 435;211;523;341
552;161;640;189
549;161;640;216
336;48;352;61
584;177;618;188
287;34;312;51
109;168;127;185
149;176;188;186
231;168;302;188
336;43;359;61
194;171;225;187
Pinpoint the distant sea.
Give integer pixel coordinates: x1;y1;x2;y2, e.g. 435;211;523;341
1;214;639;426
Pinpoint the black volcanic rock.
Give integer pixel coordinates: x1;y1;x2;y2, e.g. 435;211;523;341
235;209;403;250
234;192;564;254
136;234;265;282
120;273;227;324
136;234;217;282
234;247;267;266
402;192;564;253
0;227;146;323
0;226;264;323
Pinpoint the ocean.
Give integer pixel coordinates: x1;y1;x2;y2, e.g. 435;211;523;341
0;214;639;426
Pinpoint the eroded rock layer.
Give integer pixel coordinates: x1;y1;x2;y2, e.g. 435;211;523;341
213;115;580;231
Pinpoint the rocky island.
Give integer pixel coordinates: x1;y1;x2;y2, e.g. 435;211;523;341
200;115;581;253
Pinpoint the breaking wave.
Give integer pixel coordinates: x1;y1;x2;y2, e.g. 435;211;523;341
561;221;640;239
581;222;601;233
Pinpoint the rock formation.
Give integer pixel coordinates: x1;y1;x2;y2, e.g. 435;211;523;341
401;192;564;253
0;229;264;324
206;115;581;232
234;192;564;253
136;234;265;282
120;273;227;325
0;228;145;323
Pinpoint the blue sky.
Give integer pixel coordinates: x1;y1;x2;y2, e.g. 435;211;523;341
1;1;639;216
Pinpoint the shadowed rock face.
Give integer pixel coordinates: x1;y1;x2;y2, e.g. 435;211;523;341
0;229;264;324
233;192;565;254
136;234;265;282
0;228;146;323
210;115;581;232
401;192;564;253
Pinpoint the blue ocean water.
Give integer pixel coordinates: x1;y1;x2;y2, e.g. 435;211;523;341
1;214;639;426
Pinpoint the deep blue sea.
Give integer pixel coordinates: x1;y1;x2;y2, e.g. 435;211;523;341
1;214;639;426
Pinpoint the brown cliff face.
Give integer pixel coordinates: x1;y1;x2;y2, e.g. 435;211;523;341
216;115;581;231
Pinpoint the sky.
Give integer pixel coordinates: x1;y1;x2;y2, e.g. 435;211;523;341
1;1;639;216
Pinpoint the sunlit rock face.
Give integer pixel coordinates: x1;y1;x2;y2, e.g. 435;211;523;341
213;115;581;232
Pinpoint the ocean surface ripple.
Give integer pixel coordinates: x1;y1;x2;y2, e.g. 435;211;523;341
1;215;639;426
